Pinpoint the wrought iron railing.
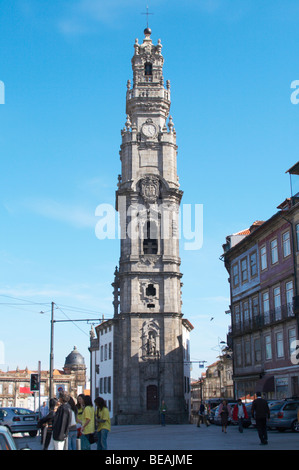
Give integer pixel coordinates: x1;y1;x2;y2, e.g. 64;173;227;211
231;302;295;335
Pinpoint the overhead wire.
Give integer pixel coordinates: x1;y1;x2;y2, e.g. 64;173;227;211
0;294;112;337
0;294;111;319
0;294;49;305
54;304;91;337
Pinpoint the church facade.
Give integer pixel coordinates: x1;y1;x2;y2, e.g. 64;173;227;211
90;28;193;424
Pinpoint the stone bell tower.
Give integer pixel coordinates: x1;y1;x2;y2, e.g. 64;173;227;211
112;28;192;424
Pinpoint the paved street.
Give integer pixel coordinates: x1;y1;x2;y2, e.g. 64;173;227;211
13;423;299;451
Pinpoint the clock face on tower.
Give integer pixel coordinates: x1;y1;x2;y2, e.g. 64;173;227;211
142;122;157;138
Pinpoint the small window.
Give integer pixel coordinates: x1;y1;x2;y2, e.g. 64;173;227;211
146;284;156;297
235;343;242;366
276;332;284;358
252;296;259;317
289;328;296;358
145;62;152;76
254;338;261;363
245;340;251;365
241;258;248;283
265;335;272;360
250;251;257;277
271;239;278;264
232;263;239;287
234;304;240;326
261;245;267;270
284;403;299;411
282;231;291;258
243;300;250;324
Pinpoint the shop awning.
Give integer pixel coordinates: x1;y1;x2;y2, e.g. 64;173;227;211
256;375;275;393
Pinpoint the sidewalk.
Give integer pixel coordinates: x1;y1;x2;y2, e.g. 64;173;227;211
107;423;299;450
15;423;299;451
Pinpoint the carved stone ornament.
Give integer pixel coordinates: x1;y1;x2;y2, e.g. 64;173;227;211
138;255;160;268
140;176;160;204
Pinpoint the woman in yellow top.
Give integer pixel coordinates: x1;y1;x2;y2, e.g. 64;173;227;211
95;397;111;450
76;394;85;431
80;395;95;450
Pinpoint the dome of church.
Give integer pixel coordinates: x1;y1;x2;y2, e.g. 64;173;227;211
64;346;85;369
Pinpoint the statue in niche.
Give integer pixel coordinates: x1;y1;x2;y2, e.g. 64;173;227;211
147;331;156;356
141;320;160;358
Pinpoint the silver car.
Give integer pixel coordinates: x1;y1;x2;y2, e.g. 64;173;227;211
0;408;38;437
268;400;299;432
0;425;18;450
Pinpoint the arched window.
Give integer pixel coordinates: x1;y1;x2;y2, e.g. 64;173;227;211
144;62;152;76
143;221;158;254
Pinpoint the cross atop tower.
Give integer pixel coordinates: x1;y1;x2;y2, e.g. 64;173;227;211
141;5;153;29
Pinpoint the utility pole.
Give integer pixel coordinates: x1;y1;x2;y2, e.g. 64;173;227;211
49;302;54;400
38;360;41;418
48;301;102;401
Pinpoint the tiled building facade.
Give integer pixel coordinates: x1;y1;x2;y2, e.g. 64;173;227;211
223;165;299;399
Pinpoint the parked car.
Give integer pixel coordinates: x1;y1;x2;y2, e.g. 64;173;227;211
247;400;284;428
0;408;38;437
0;425;18;450
268;399;299;432
0;425;32;450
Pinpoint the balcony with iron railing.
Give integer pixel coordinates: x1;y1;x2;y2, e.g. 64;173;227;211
231;302;296;336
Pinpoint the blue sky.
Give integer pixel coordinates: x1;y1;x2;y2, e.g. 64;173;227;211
1;0;299;378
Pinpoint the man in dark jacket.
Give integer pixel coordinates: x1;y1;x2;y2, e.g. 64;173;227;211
251;392;270;445
38;398;58;450
52;391;73;450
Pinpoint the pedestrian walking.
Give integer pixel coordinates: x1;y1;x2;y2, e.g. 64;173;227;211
218;400;231;433
232;399;248;433
51;391;73;450
197;402;209;427
95;397;111;450
159;400;167;426
80;395;95;450
251;392;270;445
38;401;49;443
39;401;49;418
197;405;203;427
37;398;58;450
68;396;78;450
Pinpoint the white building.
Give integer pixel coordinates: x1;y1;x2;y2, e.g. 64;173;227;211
90;320;114;416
